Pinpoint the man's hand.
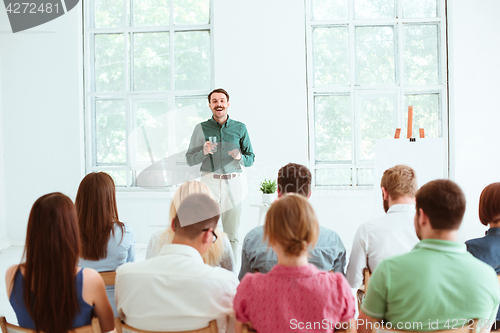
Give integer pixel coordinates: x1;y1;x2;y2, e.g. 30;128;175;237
228;149;241;160
203;141;216;155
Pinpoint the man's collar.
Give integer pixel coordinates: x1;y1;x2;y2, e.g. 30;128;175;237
387;204;415;214
413;238;466;253
209;115;232;127
158;243;204;263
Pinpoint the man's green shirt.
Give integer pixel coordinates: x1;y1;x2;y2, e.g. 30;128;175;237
186;116;255;173
362;239;500;331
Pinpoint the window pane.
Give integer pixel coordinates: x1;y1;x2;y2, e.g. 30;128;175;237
359;94;397;161
95;100;126;165
133;101;169;163
404;25;439;85
356;26;395;86
99;170;128;187
405;94;440;138
316;169;351;186
174;0;209;25
357;168;374;186
313;27;349;87
402;0;437;18
315;95;351;162
174;31;210;90
95;34;125;92
134;33;170;91
133;0;169;26
312;0;348;20
354;0;395;19
175;98;209;162
95;0;123;28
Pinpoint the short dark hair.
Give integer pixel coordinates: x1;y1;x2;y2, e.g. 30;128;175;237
277;163;312;197
416;179;466;230
173;193;220;240
479;182;500;226
208;88;229;102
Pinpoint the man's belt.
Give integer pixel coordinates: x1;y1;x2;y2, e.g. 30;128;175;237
205;173;239;180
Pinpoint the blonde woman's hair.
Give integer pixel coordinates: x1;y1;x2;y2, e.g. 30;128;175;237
264;194;319;257
159;180;224;266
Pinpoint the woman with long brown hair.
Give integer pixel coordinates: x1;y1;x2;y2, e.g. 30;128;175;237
5;192;114;333
146;180;235;272
76;172;135;316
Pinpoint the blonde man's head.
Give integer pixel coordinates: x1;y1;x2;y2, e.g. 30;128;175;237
380;165;418;200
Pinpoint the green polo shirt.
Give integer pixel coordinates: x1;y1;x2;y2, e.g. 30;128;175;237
186;116;255;173
362;239;500;331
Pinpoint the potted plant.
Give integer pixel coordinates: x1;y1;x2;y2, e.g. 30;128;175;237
259;179;277;204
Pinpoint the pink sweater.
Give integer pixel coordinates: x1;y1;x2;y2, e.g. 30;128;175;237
234;264;355;333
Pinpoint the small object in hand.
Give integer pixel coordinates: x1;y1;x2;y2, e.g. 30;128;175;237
209;136;218;153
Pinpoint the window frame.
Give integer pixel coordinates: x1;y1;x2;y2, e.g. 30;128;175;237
83;0;214;189
305;0;449;188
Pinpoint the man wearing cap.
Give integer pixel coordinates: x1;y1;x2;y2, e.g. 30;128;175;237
186;88;255;259
115;193;239;333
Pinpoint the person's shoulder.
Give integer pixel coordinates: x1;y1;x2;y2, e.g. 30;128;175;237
465;235;487;247
116;260;146;275
245;225;264;239
5;264;19;284
81;267;103;286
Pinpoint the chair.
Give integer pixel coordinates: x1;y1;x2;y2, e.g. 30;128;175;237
99;271;116;286
371;320;486;333
114;318;217;333
242;323;256;333
0;316;101;333
357;267;372;309
242;321;352;333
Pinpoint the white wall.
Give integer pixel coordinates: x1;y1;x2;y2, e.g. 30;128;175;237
0;45;8;250
0;0;496;253
448;0;500;241
0;3;84;243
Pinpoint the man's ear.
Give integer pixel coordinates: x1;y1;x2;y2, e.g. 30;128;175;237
381;187;389;200
227;101;231;108
201;228;211;245
277;188;282;198
417;208;429;227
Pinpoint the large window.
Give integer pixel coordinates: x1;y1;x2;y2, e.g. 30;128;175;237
306;0;447;187
84;0;212;187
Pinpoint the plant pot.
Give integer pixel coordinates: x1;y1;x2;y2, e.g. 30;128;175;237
262;193;276;204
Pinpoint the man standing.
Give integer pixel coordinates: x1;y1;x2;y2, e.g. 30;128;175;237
238;163;346;280
115;194;239;333
358;179;500;333
346;164;419;288
186;88;255;258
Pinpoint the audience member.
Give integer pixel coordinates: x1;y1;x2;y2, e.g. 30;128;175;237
466;182;500;329
346;164;419;288
146;180;235;272
239;163;346;279
358;179;500;333
234;195;355;333
5;193;114;333
76;172;135;316
116;193;238;333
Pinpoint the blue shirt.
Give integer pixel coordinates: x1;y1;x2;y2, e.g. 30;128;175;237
10;268;94;329
79;223;135;316
238;225;346;280
466;227;500;321
186;116;255;173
